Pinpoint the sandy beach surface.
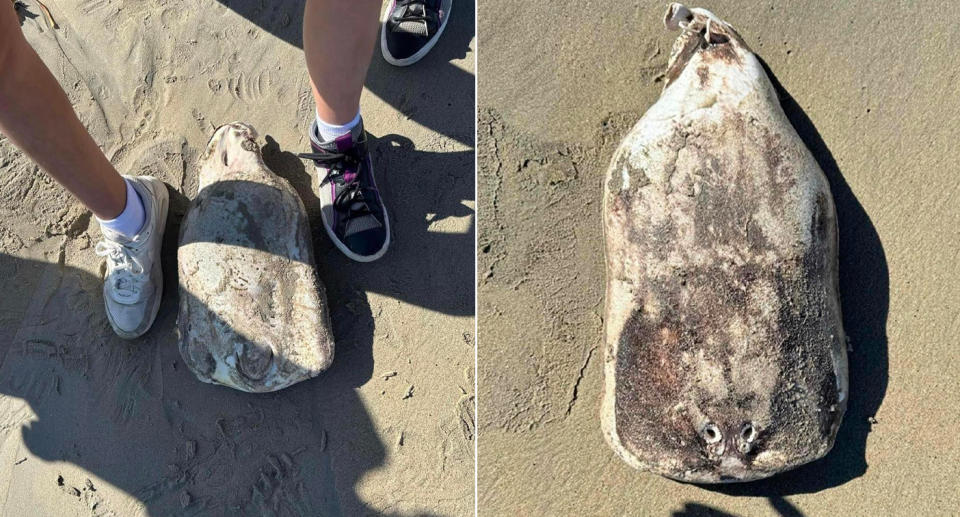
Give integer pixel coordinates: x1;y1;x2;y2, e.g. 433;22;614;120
0;0;475;515
478;1;958;516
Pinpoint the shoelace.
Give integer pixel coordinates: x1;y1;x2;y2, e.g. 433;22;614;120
297;148;378;220
391;0;438;30
94;240;145;296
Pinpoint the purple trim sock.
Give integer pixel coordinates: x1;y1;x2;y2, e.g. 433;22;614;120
316;111;361;142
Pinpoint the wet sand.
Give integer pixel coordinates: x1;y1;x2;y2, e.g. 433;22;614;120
478;1;958;515
0;0;475;515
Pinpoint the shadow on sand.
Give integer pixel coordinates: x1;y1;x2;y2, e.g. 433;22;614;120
672;502;741;517
672;496;805;517
0;167;452;515
702;59;889;498
212;0;476;148
0;250;386;514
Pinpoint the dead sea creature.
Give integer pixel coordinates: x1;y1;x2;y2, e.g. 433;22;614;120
178;122;334;393
601;4;847;483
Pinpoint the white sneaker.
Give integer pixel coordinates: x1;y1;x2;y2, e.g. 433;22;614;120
94;175;169;339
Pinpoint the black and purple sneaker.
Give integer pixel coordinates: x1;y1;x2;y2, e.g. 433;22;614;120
299;120;390;262
380;0;452;66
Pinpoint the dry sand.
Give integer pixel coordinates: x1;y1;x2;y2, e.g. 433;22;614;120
0;0;475;515
478;1;959;515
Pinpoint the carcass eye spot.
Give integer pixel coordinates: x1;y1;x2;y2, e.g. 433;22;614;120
702;423;722;443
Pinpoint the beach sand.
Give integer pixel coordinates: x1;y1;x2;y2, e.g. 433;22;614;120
0;0;475;515
478;1;959;515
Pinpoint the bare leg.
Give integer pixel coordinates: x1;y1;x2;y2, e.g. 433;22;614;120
301;0;390;262
1;5;167;338
0;4;126;219
303;0;382;125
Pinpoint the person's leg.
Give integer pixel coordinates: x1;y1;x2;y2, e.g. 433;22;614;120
300;0;391;262
303;0;381;127
0;4;167;338
0;4;126;220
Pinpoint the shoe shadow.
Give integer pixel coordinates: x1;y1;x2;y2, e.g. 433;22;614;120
213;0;476;147
705;59;890;496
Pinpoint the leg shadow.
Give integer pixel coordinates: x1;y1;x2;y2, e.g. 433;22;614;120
708;58;890;496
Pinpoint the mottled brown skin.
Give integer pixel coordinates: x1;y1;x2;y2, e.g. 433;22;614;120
602;5;846;483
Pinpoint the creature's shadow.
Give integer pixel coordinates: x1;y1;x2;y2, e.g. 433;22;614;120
705;59;890;497
214;0;476;147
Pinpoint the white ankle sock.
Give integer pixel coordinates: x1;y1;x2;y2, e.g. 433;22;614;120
97;178;146;239
316;111;361;142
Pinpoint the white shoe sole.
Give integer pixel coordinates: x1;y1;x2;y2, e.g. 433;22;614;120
380;0;453;67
